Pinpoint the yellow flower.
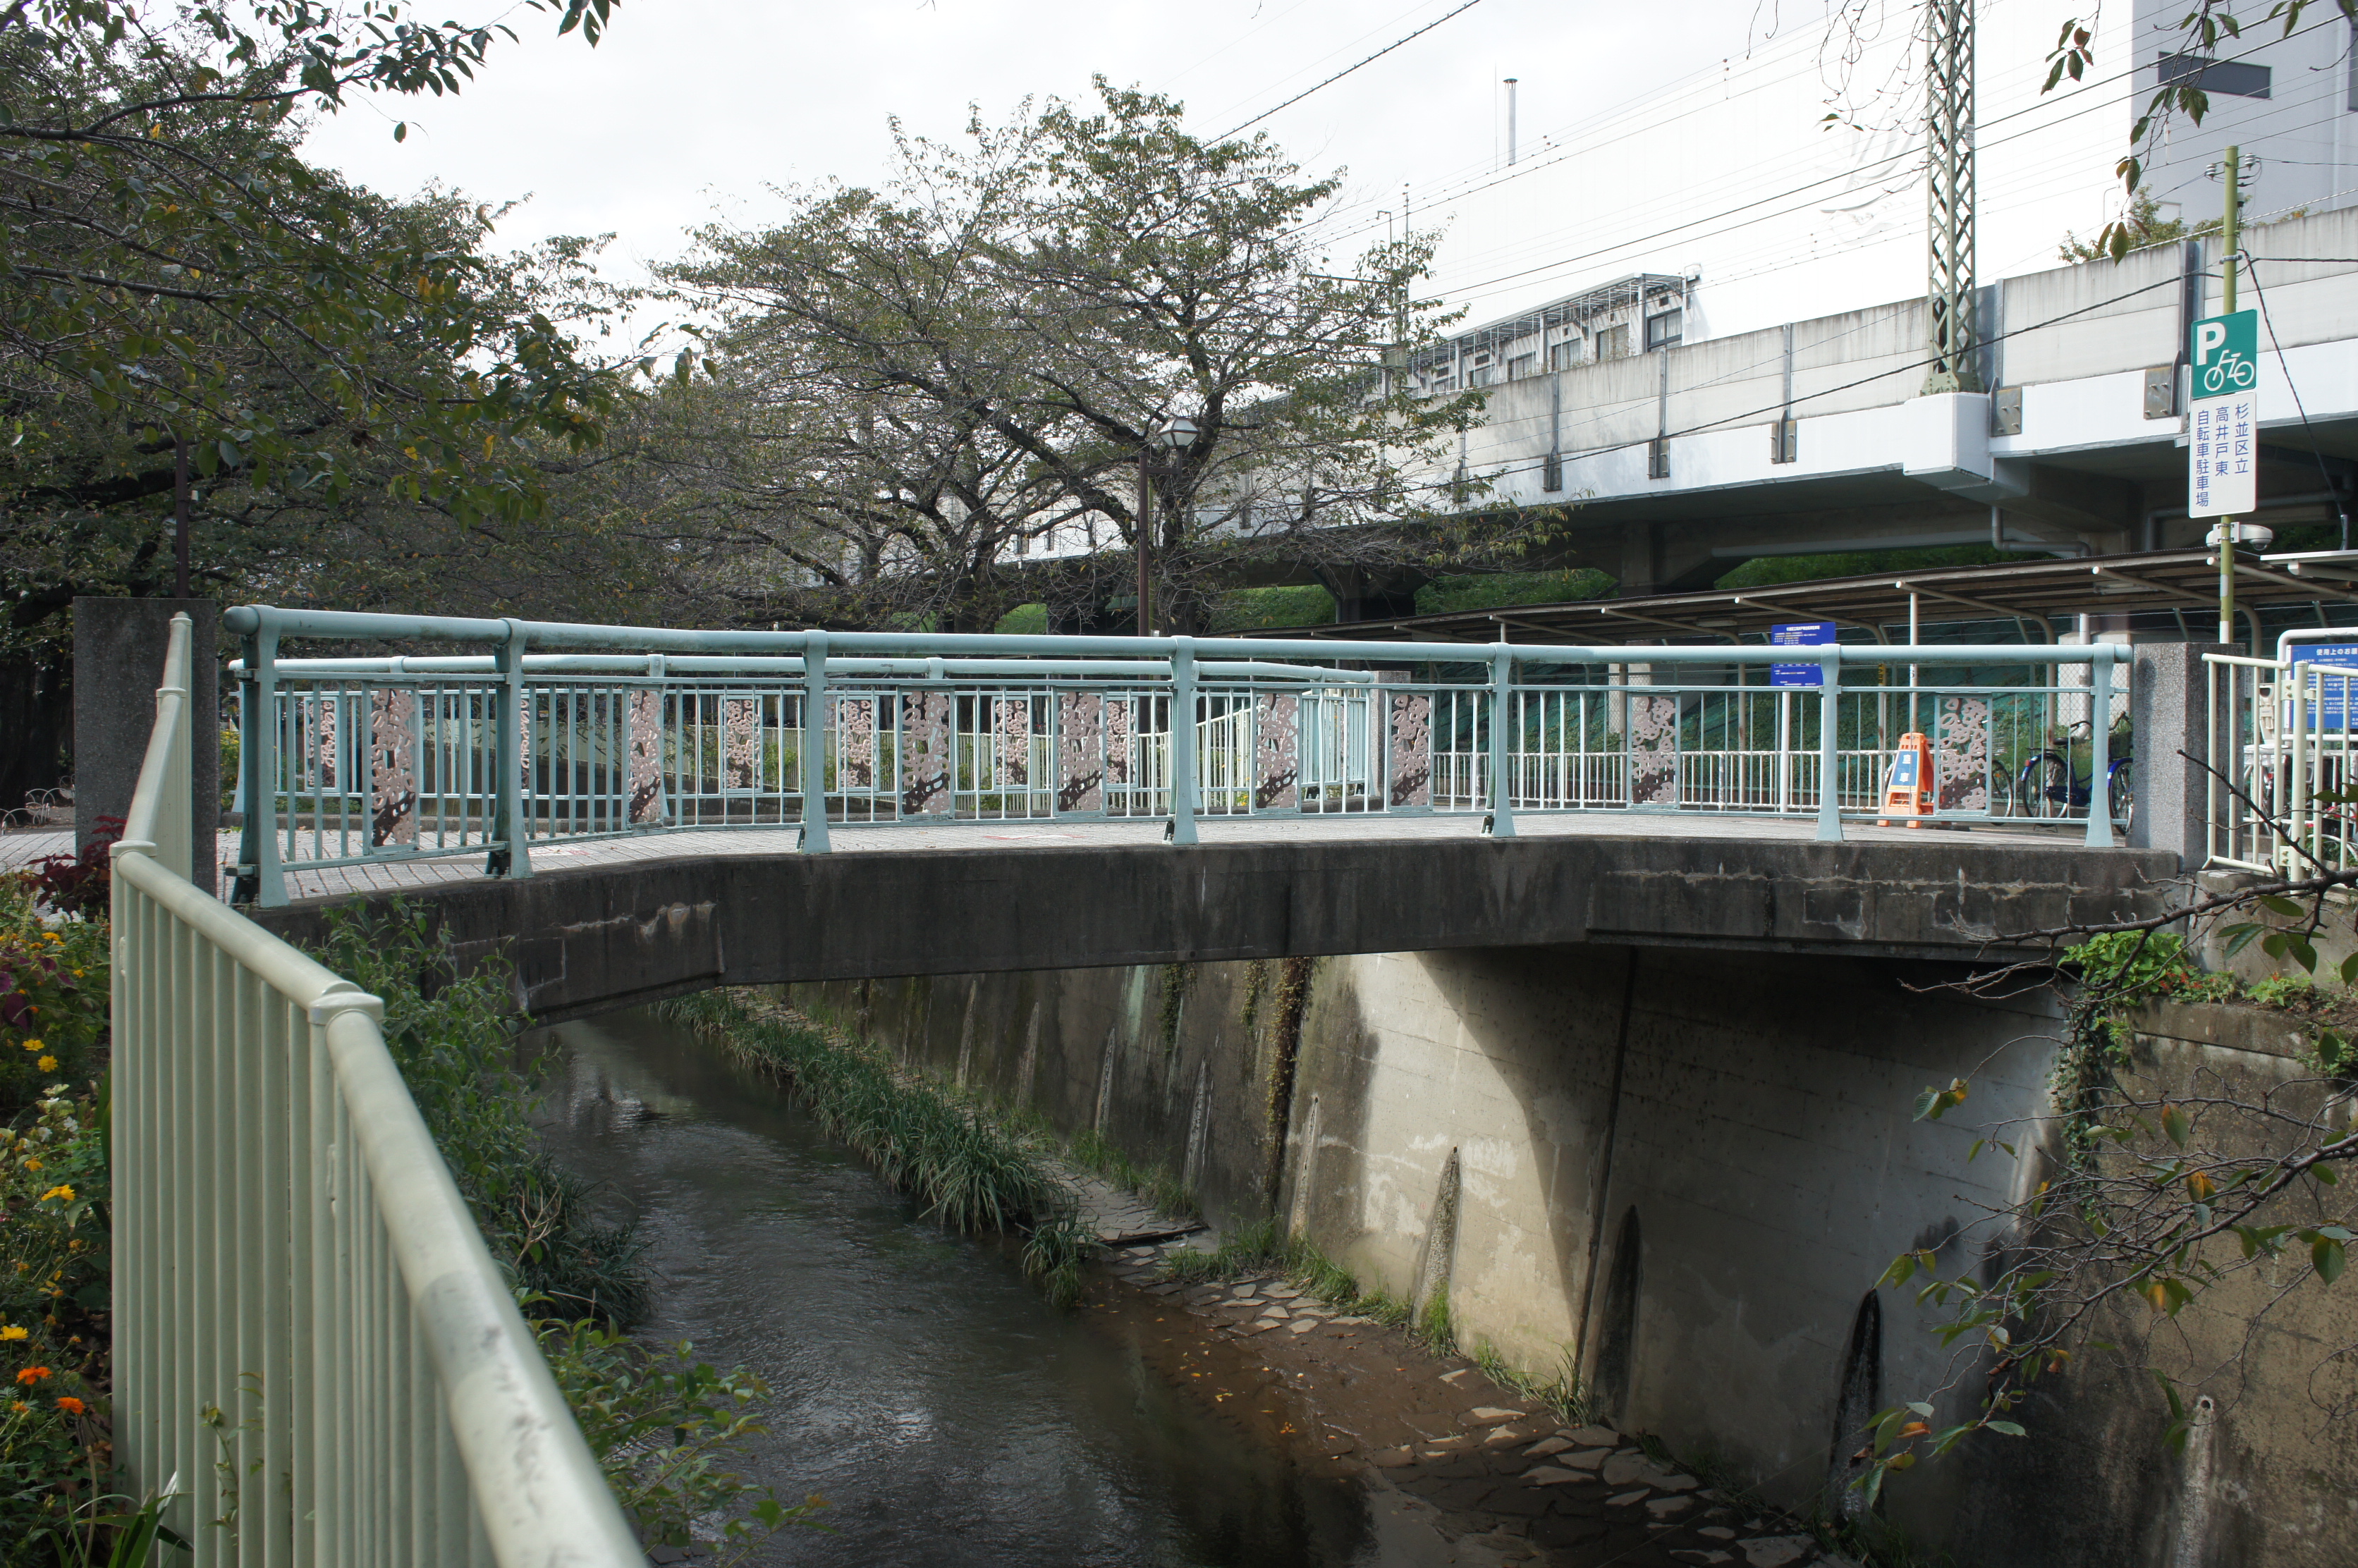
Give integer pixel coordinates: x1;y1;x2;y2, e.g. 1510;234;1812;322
35;1058;54;1072
0;1325;24;1340
22;1159;41;1172
18;1040;40;1053
39;1185;73;1203
71;969;83;978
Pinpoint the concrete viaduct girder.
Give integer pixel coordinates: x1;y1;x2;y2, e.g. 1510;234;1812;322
252;833;2179;1023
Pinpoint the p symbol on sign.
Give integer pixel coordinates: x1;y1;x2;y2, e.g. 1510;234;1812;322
2193;320;2228;367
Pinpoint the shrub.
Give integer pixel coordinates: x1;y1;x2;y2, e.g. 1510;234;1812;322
0;1087;113;1562
539;1321;821;1562
0;876;109;1121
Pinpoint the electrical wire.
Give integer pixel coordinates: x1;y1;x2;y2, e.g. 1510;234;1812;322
1213;0;1489;142
2243;253;2354;547
1374;9;2344;314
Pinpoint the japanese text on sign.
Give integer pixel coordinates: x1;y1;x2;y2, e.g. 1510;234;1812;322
2188;310;2259;518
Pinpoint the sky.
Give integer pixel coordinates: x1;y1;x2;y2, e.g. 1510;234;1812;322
300;0;2142;350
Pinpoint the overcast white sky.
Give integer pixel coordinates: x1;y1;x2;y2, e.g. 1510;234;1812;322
301;0;2135;348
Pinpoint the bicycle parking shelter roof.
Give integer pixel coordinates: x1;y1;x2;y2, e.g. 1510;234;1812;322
1245;549;2358;646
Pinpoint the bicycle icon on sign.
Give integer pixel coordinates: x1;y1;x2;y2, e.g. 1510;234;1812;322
2199;350;2258;396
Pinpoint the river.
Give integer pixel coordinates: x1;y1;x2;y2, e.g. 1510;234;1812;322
527;1006;1451;1567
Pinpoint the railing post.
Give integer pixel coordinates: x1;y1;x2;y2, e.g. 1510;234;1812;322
1489;644;1517;837
488;620;532;878
2287;657;2309;865
1171;637;1199;844
2084;647;2117;847
1816;644;1843;843
233;618;287;905
801;631;831;852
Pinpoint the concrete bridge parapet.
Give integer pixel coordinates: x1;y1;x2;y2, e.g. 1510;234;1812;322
252;829;2180;1022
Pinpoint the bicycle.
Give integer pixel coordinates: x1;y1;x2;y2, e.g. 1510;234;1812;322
2011;718;2133;828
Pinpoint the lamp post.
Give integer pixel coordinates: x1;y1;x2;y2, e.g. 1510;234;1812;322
1135;414;1197;636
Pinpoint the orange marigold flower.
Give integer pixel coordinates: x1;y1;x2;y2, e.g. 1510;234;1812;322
15;1366;51;1384
54;1396;85;1415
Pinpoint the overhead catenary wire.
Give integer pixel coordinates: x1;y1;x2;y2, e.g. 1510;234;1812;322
1339;8;2345;321
1213;0;1489;142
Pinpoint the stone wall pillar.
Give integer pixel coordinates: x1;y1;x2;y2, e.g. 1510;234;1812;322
2130;639;2231;868
73;598;219;895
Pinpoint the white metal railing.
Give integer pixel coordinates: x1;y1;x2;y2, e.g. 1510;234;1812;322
111;615;638;1564
2206;652;2358;873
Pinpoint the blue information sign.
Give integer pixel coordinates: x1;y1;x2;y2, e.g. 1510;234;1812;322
2285;639;2358;730
1771;622;1838;687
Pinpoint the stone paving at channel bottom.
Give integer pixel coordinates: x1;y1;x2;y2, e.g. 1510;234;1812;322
1094;1229;1851;1568
0;810;2092;904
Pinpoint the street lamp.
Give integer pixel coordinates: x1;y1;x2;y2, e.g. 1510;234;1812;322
1135;415;1198;636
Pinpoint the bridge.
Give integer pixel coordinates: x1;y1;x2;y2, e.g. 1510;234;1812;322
188;605;2198;1017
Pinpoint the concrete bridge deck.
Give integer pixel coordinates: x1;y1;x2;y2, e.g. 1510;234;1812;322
8;815;2175;1022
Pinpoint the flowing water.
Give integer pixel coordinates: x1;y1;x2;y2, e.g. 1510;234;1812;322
527;1007;1438;1568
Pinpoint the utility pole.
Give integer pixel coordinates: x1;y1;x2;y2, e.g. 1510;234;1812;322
1135;449;1154;637
1505;78;1518;166
1921;0;1978;393
2217;143;2242;645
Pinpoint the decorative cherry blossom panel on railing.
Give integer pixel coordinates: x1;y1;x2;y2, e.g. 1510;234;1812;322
902;692;953;814
311;695;338;790
838;697;878;791
723;698;761;790
1056;692;1105;812
1255;694;1300;810
1630;694;1680;806
1106;699;1135;788
627;690;664;824
1388;693;1431;807
994;698;1031;786
517;688;535;797
1935;695;1993;812
368;689;417;846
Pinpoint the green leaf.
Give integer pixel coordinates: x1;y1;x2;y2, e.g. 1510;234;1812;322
2315;1236;2345;1284
2161;1104;2192;1147
2223;922;2267;956
2259;895;2307;918
1985;1420;2027;1437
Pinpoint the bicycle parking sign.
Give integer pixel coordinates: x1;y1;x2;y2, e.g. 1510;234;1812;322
2188;310;2259;517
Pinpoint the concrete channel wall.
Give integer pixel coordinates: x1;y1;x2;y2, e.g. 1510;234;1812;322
793;953;2354;1568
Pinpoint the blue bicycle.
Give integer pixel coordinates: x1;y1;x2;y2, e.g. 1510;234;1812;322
2011;718;2134;826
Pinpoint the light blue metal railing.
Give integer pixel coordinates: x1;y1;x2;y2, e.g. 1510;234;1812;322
113;614;640;1564
223;606;2129;905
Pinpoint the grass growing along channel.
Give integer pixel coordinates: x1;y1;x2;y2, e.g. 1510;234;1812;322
655;989;1092;1305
